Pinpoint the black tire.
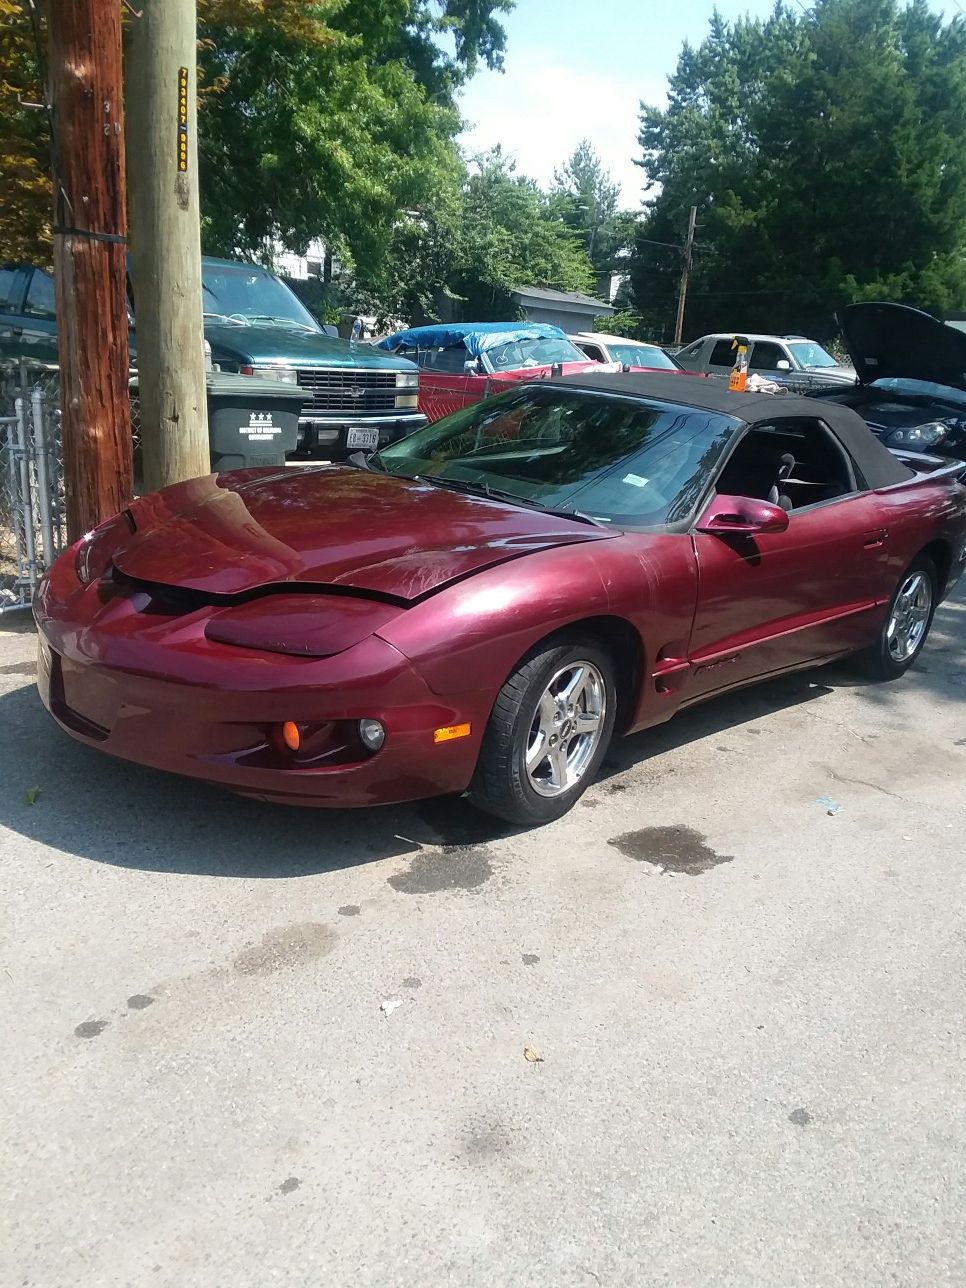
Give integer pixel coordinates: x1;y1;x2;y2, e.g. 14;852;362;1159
856;555;937;681
469;635;618;826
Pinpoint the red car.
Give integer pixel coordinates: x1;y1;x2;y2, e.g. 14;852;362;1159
35;372;966;826
377;322;615;422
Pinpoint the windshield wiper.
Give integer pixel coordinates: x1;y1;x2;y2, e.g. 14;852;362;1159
245;314;317;331
414;473;606;526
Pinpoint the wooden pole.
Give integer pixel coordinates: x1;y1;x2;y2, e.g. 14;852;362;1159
673;204;697;347
47;0;133;542
126;0;209;493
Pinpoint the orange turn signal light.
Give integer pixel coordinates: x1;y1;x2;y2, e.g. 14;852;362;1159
281;721;301;752
433;722;472;744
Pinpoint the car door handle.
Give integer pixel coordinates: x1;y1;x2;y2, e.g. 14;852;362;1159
863;528;888;548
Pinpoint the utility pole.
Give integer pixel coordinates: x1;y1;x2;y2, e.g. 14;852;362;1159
126;0;209;493
47;0;133;542
673;204;698;347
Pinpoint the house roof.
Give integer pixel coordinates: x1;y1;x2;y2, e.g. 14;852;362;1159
511;285;615;315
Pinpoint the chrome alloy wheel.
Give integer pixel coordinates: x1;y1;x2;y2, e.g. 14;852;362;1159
886;570;932;663
525;661;606;797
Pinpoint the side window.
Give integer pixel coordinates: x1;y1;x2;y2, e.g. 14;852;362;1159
0;267;19;311
24;270;56;319
749;341;786;372
579;343;605;362
715;420;858;510
424;345;471;374
678;340;705;361
708;339;737;366
393;344;426;367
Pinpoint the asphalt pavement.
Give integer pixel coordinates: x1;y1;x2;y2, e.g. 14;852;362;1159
1;584;964;1287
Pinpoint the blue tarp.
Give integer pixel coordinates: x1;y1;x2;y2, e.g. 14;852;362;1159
377;322;568;359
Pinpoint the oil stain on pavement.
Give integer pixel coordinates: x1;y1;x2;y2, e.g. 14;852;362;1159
608;826;734;876
388;847;493;894
74;1019;109;1039
233;922;336;975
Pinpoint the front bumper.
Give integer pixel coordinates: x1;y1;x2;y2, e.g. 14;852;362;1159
34;591;487;808
292;412;427;462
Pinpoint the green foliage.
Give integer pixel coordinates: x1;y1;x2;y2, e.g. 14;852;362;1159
631;0;966;341
352;147;597;325
197;2;510;270
593;310;645;339
0;0;512;274
549;139;625;272
0;0;52;262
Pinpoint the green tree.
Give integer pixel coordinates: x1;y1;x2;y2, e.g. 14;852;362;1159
453;148;596;317
0;0;52;262
197;1;511;270
550;139;622;270
0;0;512;270
631;0;966;342
351;147;597;324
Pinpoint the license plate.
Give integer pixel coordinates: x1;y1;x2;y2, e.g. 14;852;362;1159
346;428;379;450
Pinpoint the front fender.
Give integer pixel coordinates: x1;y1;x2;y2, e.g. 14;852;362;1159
376;535;698;731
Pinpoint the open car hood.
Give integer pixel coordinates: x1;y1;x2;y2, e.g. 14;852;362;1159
113;468;613;601
839;302;966;390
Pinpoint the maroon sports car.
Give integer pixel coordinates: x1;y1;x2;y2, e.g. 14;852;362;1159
36;373;966;825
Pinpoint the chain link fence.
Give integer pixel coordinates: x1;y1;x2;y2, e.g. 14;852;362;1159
0;362;65;615
1;363;142;615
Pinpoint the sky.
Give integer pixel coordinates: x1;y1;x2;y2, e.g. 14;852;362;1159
457;0;963;207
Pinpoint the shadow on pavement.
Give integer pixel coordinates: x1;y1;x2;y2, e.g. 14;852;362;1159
0;587;960;878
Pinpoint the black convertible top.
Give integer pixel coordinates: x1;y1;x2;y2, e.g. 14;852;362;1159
547;370;914;489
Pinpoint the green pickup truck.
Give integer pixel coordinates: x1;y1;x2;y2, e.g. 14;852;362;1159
0;256;426;460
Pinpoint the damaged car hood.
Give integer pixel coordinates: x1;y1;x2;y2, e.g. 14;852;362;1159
113;467;615;600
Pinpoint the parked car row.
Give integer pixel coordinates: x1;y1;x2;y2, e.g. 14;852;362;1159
5;255;965;471
0;259;425;463
374;322;695;424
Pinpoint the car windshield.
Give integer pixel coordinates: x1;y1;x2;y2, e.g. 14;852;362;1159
373;385;738;527
485;336;587;371
201;264;320;331
607;344;679;371
870;377;966;410
787;341;840;368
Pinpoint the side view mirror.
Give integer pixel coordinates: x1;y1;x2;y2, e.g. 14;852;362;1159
696;493;789;536
775;359;791;371
464;358;481;375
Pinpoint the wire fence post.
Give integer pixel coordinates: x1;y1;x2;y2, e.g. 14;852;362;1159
1;364;66;614
31;386;57;572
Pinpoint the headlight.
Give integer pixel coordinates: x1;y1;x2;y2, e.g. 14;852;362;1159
886;422;948;449
75;510;136;585
395;371;419;389
241;365;298;384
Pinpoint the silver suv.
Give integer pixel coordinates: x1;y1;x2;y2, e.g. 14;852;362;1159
676;333;856;389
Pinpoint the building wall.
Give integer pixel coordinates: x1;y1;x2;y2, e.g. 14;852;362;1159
275;239;331;282
517;303;600;333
